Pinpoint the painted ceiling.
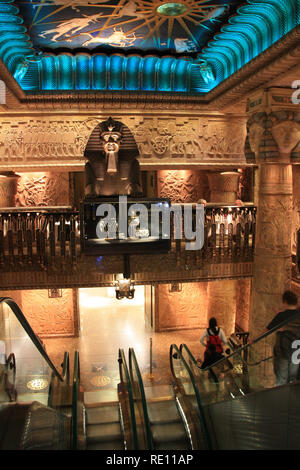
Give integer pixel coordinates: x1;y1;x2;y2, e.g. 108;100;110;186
15;0;241;55
0;0;299;94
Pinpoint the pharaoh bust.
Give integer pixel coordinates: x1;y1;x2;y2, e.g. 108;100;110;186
84;118;141;197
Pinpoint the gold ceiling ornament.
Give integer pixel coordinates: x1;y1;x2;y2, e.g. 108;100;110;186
27;0;230;50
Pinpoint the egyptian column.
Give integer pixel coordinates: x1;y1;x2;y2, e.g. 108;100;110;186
247;105;300;336
246;90;300;385
0;172;19;207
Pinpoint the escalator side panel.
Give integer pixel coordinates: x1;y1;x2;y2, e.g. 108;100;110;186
206;382;300;450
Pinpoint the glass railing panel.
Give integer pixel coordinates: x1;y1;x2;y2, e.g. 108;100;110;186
118;348;139;450
0;298;63;406
48;352;71;411
72;350;83;450
128;348;152;450
181;309;300;405
170;344;211;450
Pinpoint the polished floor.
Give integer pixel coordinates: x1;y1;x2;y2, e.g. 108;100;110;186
43;286;205;392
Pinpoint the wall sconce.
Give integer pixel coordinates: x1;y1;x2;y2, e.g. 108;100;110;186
114;278;135;300
48;288;62;298
169;283;182;293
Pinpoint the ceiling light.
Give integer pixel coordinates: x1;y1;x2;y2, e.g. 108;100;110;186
27;378;49;391
157;3;189;17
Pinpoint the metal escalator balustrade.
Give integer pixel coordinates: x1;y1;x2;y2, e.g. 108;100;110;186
178;308;300;405
170;310;300;449
129;347;197;451
0;297;72;450
169;344;212;450
72;348;140;450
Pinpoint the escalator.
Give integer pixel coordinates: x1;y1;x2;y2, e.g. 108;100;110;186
128;347;197;450
1;296;199;451
3;295;300;450
0;297;142;451
171;310;300;450
72;347;202;450
74;349;139;450
0;297;72;450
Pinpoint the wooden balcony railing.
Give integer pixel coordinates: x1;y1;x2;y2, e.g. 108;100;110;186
0;204;256;272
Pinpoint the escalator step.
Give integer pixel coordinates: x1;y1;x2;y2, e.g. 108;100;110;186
151;422;189;444
86;405;119;425
154;441;190;451
147;400;181;424
87;439;124;451
86;422;122;444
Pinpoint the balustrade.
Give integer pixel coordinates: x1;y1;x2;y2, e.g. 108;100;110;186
0;204;256;271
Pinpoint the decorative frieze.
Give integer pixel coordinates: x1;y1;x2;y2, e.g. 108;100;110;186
0;114;247;171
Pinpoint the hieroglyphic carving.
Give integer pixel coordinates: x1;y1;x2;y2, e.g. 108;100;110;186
132;117;246;162
0;118;99;163
292;166;300;254
16;172;70;206
257;198;293;254
21;288;77;337
157;170;209;203
156;282;208;332
0;115;247;168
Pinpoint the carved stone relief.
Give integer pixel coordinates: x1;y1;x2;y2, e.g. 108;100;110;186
155;282;208;332
157;170;209;203
248;122;265;158
16;172;70;206
272;121;300;156
292;166;300;254
21;288;77;337
0;115;247;169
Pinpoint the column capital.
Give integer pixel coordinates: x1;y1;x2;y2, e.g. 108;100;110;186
207;171;240;204
245;108;300;164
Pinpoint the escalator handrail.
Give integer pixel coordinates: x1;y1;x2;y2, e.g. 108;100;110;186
185;308;300;374
48;351;70;408
118;348;139;450
170;344;212;450
72;350;80;450
128;348;153;450
62;351;70;384
0;297;64;381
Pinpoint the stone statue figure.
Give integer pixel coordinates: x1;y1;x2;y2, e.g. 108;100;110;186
84;117;141;197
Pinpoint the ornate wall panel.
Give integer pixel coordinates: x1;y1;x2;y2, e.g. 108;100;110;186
155;282;208;332
21;288;78;338
16;172;70;206
207;279;237;337
157;170;209;203
0;174;19;207
0;114;247;172
292;165;300;255
0;289;22;306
